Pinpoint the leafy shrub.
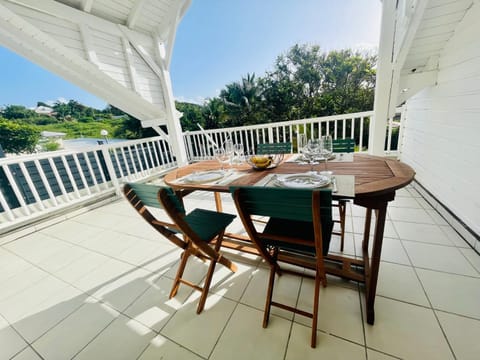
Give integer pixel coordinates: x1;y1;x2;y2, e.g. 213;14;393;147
0;120;40;154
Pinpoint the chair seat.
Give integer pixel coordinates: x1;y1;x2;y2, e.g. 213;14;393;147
264;218;333;256
185;208;236;242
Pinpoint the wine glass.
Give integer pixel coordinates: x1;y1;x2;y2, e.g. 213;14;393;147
233;143;244;165
302;139;321;172
213;148;229;170
320;135;333;171
297;133;308;151
223;139;234;167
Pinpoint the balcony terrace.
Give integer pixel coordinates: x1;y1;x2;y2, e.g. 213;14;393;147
1;0;480;358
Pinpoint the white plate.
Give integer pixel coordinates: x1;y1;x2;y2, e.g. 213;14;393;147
185;170;225;183
275;173;331;189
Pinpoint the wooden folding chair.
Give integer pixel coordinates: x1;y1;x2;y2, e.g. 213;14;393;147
124;183;237;314
332;138;355;251
230;186;333;348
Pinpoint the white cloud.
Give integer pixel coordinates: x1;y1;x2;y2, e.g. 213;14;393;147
45;97;68;106
174;95;206;105
353;43;378;54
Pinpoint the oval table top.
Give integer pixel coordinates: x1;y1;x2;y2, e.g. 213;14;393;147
163;154;415;199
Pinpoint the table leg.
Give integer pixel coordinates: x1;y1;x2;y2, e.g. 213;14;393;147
214;192;223;212
366;202;387;324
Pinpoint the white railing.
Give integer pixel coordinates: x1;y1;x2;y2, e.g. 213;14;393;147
1;109;403;232
183;110;402;161
0;136;176;232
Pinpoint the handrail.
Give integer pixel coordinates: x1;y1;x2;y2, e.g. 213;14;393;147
0;136;176;232
1;109;404;233
183;109;402;161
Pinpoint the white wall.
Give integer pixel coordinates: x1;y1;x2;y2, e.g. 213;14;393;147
400;2;480;241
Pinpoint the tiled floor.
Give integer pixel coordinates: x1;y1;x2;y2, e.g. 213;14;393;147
1;185;479;359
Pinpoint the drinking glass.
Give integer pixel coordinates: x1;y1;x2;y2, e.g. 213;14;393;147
213;148;230;170
320;135;333;171
297;133;307;153
223;139;234;167
303;139;321;172
233;143;244;165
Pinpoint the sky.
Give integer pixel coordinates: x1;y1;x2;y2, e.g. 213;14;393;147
0;0;381;110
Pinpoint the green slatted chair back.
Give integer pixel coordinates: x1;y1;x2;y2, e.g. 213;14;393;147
230;186;333;256
125;182;185;213
124;182;237;314
230;186;333;348
332;138;355;153
256;142;292;154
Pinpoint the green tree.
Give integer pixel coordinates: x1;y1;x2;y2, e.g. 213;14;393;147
219;73;265;126
1;105;36;120
0;119;40;154
262;45;376;121
176;101;206;131
202;98;227;129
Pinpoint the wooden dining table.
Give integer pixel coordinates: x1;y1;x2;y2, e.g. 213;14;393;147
163;153;415;325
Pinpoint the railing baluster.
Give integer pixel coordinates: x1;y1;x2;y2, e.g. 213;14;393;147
0;182;14;220
17;162;44;210
83;152;100;192
72;154;90;195
48;157;70;201
3;164;31;215
359;116;365;151
34;159;58;206
61;155;81;198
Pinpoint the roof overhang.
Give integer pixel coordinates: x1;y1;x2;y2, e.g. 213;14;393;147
0;0;191;127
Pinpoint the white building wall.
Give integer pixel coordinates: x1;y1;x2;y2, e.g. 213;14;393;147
400;2;480;244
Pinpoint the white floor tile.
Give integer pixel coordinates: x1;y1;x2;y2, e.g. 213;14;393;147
240;266;300;320
364;297;454;360
460;248;480;274
73;314;156;360
161;294;237;358
417;269;480;319
14;283;87;343
11;346;43;360
137;335;203;360
0;249;33;283
54;251;111;284
441;226;470;248
377;262;429;306
366;348;399;359
436;311;480;360
0;316;29;360
394;221;454;245
33;301;119;360
403;241;478;276
210;303;291;360
123;276;191;332
286;323;366;359
295;281;364;344
426;209;449;225
390;196;422;209
376;237;411;265
388;207;436;224
210;260;255;302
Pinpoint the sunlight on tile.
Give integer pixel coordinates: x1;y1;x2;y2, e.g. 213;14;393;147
0;188;478;360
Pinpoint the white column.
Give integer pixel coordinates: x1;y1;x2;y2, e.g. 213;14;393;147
160;66;188;166
369;0;397;155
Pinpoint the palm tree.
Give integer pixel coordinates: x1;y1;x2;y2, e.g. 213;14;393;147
219;73;265;126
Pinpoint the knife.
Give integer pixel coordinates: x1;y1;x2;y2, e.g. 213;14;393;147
332;176;338;193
